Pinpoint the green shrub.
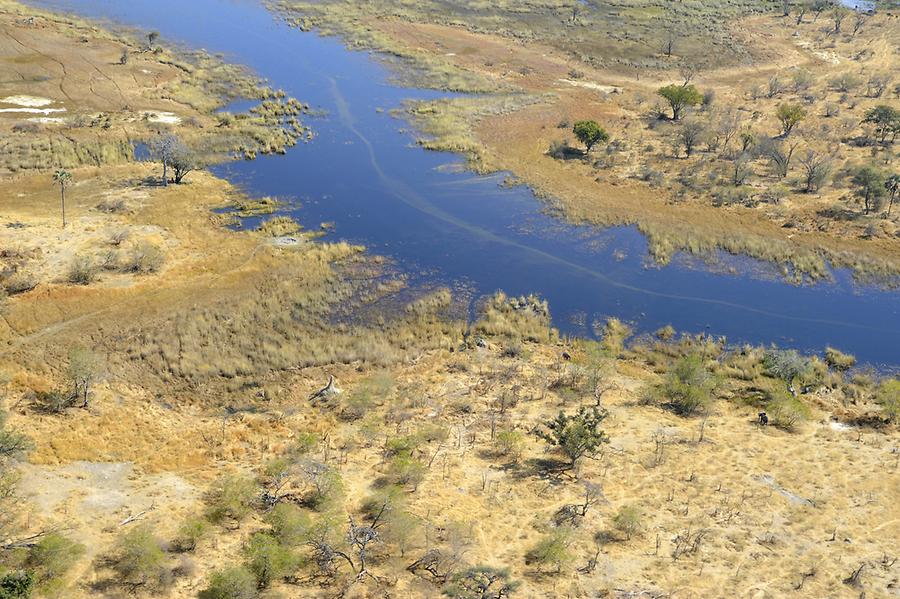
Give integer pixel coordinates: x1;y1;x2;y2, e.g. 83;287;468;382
174;517;210;552
265;504;311;546
386;455;426;489
0;572;33;599
26;533;84;590
538;406;609;468
656;354;719;415
110;525;168;589
205;474;257;525
875;379;899;422
525;528;573;574
242;533;298;588
198;566;258;599
767;390;811;431
494;430;525;461
612;505;643;540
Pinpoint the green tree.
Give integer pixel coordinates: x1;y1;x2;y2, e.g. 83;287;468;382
572;120;609;154
831;5;849;33
862;105;900;144
538;406;609;469
886;174;899;216
767;389;811;431
775;103;807;136
264;503;311;547
851;165;886;215
657;84;703;120
52;170;72;229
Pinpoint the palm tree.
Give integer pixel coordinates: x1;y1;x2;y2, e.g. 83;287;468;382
887;174;900;217
53;169;72;228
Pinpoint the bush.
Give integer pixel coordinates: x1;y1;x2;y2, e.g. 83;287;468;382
494;430;525;461
525;528;573;573
242;533;298;588
767;390;811;431
110;525;169;589
763;350;811;393
538;406;609;468
174;517;210;552
124;242;165;274
205;474;258;525
2;272;36;295
67;255;98;285
824;347;856;372
198;567;258;599
265;503;311;546
386;455;426;489
26;533;84;590
875;379;899;422
443;566;519;599
612;505;643;540
657;354;719;415
0;572;33;599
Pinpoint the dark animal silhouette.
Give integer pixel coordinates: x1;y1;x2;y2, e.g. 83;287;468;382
758;412;769;426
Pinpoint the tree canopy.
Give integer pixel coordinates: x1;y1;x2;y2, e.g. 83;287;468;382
862;105;900;144
657;84;703;120
572;120;610;154
775;103;807;136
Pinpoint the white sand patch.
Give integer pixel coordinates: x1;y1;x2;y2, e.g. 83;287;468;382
814;50;840;65
27;116;66;125
558;78;622;94
0;107;66;114
1;94;54;107
142;110;182;124
829;421;852;431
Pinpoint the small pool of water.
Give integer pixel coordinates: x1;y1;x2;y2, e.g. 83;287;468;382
29;0;900;368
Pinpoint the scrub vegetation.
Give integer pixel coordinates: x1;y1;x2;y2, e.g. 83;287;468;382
0;2;898;599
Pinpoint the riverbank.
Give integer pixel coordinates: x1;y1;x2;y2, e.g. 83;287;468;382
272;0;900;284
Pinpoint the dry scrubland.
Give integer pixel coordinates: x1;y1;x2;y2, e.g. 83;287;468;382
273;0;900;283
0;2;898;599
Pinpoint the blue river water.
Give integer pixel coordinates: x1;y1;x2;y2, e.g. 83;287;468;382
29;0;899;367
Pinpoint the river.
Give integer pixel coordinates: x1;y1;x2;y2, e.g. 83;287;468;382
28;0;900;367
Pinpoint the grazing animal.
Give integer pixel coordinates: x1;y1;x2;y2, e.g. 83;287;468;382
758;411;769;426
